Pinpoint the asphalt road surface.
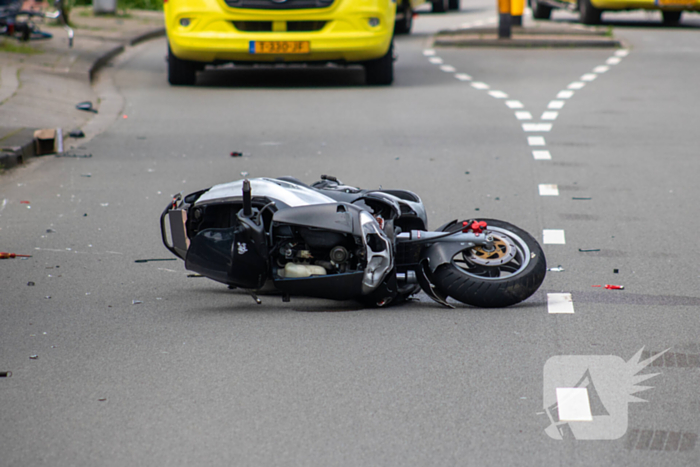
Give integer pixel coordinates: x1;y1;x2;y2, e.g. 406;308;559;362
2;3;700;466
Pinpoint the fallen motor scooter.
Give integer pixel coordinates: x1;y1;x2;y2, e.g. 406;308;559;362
161;176;546;308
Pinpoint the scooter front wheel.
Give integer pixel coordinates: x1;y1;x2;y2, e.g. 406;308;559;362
430;219;546;308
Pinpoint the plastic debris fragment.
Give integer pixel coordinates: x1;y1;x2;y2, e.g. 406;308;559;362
604;284;624;290
0;371;11;377
230;152;243;157
76;101;98;113
69;129;85;138
572;197;592;200
132;300;143;305
20;201;30;204
613;269;619;274
578;248;600;252
548;266;565;272
0;252;32;259
27;282;35;286
134;258;177;263
29;355;38;360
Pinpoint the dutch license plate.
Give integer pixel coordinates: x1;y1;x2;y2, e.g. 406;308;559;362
249;41;310;54
657;0;695;5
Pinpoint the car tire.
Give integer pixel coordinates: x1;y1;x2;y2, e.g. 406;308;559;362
364;41;394;86
530;0;552;20
579;0;602;25
449;0;460;10
662;10;682;25
394;3;413;34
432;0;449;13
168;45;197;86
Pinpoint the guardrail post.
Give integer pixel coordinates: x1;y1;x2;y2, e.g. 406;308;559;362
498;0;512;38
511;0;524;26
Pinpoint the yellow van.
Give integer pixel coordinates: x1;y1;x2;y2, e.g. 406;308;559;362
165;0;397;85
530;0;699;25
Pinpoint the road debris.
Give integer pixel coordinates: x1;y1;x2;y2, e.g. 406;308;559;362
76;101;98;113
27;282;35;286
29;355;38;360
614;269;619;274
20;201;30;204
592;284;625;290
548;266;565;272
69;129;85;138
80;174;92;177
578;248;601;252
230;151;243;157
0;371;11;377
134;258;177;263
0;252;32;259
572;197;592;200
132;300;142;305
187;274;204;278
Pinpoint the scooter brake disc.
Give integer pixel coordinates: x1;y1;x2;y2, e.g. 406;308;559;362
467;234;517;266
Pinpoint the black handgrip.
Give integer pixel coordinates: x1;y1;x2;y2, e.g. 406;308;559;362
242;180;252;217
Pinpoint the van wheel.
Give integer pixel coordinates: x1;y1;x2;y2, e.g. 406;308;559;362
394;3;413;34
579;0;602;25
432;0;449;13
364;41;394;86
168;45;197;86
662;10;682;25
530;0;552;19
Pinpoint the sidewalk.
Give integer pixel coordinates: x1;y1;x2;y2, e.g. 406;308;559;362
0;6;164;171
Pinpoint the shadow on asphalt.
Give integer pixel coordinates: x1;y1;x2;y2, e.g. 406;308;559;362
550;18;700;29
197;66;367;88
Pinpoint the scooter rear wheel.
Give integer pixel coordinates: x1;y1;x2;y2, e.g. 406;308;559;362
430;219;546;308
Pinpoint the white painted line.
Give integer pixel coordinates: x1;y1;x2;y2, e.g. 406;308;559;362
543;229;566;244
606;57;621;65
615;49;630;57
422;49;436;56
488;90;509;99
593;65;610;73
541;111;558;120
474;20;485;26
455;73;472;81
581;73;597;82
556;388;592;420
522;123;552;132
428;57;443;64
505;100;524;109
557;90;574;99
486;17;498;23
440;65;456;73
533;150;552;160
471;82;490;90
539;184;560;196
548;100;565;110
568;82;586;90
548;293;574;314
459;23;473;28
528;136;546;146
515;111;533;120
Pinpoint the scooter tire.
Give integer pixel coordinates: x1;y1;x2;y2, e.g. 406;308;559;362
430;219;546;308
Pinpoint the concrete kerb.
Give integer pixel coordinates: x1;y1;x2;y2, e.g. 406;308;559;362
1;26;166;173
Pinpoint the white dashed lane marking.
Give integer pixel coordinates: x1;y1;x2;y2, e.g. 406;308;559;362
615;49;630;57
581;73;597;82
548;100;565;109
541;111;558;121
528;136;546;146
488;90;508;99
523;123;553;132
557;90;574;99
440;65;456;73
533;150;552;160
593;65;609;73
422;49;436;56
548;293;575;314
539;184;560;196
606;57;621;65
516;111;533;120
471;82;490;90
428;57;443;64
568;82;586;90
506;100;524;109
543;229;566;245
455;73;472;81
